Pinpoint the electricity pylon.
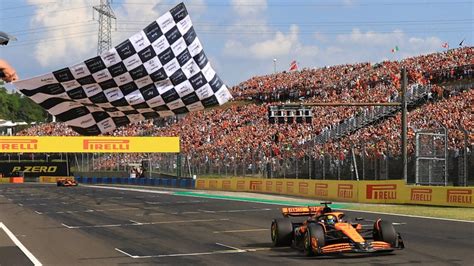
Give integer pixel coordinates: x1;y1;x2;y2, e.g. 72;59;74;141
93;0;116;55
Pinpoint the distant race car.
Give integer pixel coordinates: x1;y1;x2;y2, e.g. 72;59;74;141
56;178;78;187
270;202;404;256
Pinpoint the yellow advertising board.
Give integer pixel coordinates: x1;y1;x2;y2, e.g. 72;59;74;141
0;178;10;183
195;178;474;208
0;136;180;153
407;186;473;207
357;180;407;204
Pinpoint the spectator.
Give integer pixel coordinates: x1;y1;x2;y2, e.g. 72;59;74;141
0;59;18;82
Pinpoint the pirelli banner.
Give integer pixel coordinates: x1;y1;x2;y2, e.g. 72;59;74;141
196;178;474;208
0;136;180;153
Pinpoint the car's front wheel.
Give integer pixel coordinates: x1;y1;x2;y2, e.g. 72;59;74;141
304;223;325;256
373;219;397;247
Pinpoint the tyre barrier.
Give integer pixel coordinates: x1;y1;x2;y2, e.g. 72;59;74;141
75;176;195;189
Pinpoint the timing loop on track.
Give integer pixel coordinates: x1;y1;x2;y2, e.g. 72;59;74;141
114;243;290;259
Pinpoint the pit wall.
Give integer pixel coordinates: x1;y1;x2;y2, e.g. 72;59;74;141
195;178;474;208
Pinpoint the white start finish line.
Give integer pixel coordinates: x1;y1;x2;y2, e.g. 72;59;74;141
0;222;42;266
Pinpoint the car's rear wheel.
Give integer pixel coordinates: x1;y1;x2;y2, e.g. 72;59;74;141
271;218;293;246
373;220;397;247
304;223;325;256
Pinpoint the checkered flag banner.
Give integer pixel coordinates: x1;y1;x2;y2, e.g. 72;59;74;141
13;3;232;136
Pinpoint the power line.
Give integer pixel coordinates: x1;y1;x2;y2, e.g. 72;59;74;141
10;22;96;36
1;2;57;11
2;1;471;20
6;18;471;38
112;1;472;7
117;28;472;35
94;0;116;55
120;19;473;27
3;31;97;48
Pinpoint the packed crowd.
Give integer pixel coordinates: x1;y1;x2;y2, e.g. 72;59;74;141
316;89;473;161
231;47;473;102
14;47;474;171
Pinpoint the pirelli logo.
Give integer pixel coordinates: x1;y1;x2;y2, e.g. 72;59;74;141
0;139;38;151
83;139;129;151
222;180;231;190
366;184;397;200
411;188;432;202
249;181;263;191
299;182;308;194
315;183;328;197
286;182;294;193
265;181;273;192
447;189;472;204
196;180;205;189
276;181;283;193
236;180;245;191
338;184;353;199
209;180;218;189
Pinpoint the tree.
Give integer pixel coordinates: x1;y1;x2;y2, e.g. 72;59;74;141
0;84;47;122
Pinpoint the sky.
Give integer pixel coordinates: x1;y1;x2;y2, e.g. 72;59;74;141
0;0;472;89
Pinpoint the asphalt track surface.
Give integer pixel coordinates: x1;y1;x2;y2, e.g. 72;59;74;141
0;184;473;266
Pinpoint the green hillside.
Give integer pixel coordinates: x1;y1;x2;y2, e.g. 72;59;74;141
0;82;47;122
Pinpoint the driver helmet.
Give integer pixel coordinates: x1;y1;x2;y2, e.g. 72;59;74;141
326;215;337;225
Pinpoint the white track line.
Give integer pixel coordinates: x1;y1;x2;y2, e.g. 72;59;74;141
215;243;244;251
115;244;290;259
115;248;139;259
198;208;271;213
129;220;143;225
136;249;245;258
85;185;172;195
0;222;42;266
39;207;138;215
213;228;268;234
62;218;229;229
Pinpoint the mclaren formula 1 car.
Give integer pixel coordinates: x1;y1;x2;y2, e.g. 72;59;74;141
56;178;78;187
271;202;404;256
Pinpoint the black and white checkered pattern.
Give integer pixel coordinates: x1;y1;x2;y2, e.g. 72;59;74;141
14;3;232;136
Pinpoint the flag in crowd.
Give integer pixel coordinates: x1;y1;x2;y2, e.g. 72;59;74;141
13;3;233;136
442;42;449;49
391;46;399;53
289;60;298;71
459;39;465;46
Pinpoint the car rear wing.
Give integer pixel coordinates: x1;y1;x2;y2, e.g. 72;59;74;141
281;206;325;217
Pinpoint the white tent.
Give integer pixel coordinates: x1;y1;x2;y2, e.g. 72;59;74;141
0;121;17;127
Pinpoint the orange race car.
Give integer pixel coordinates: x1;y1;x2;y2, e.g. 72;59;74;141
271;202;404;256
56;178;78;187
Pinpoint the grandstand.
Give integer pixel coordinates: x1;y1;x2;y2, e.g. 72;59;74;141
12;47;474;185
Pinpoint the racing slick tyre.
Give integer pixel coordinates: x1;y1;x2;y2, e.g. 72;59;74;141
373;220;397;247
271;218;293;247
304;223;325;256
56;181;63;187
